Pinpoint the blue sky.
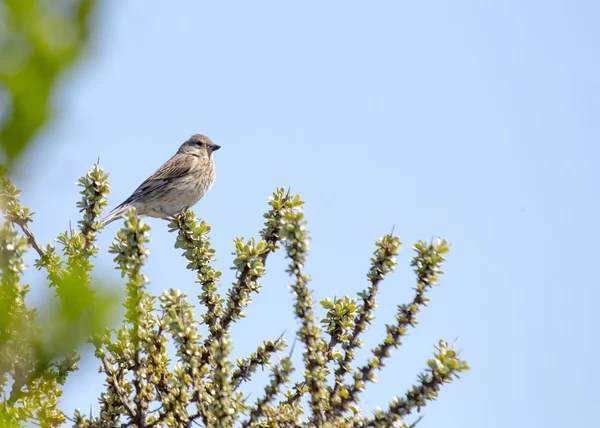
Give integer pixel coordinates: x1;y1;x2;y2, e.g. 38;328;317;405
13;0;599;426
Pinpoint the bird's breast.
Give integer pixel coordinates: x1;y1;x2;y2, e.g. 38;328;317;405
185;160;216;203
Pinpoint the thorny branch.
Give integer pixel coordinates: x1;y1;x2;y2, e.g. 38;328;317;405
14;219;45;257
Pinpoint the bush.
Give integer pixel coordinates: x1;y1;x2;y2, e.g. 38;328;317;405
0;163;467;427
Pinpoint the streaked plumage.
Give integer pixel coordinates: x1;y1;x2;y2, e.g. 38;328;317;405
101;134;220;225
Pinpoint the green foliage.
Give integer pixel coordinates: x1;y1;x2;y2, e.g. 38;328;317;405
85;187;465;426
0;0;97;168
0;163;468;427
0;163;116;427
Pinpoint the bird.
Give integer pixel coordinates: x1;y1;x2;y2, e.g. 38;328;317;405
100;134;220;226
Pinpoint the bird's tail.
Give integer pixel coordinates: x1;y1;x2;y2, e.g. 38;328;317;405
100;204;132;226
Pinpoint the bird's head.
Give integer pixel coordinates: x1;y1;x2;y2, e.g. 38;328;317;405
179;134;221;158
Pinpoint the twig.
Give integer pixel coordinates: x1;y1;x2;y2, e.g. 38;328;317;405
16;220;45;257
410;415;425;428
99;356;136;420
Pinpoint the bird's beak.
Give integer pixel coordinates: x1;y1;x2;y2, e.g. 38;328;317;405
212;144;221;151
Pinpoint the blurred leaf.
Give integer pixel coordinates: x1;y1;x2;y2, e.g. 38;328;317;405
37;276;120;358
0;0;97;168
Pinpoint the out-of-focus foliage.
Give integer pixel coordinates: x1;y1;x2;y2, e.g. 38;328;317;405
0;0;97;168
0;163;117;427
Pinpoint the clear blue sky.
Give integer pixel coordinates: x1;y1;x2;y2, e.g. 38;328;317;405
14;0;599;426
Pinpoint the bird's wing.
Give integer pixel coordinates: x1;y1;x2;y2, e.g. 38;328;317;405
124;153;194;203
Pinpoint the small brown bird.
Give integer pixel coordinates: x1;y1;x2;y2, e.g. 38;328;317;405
101;134;220;226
